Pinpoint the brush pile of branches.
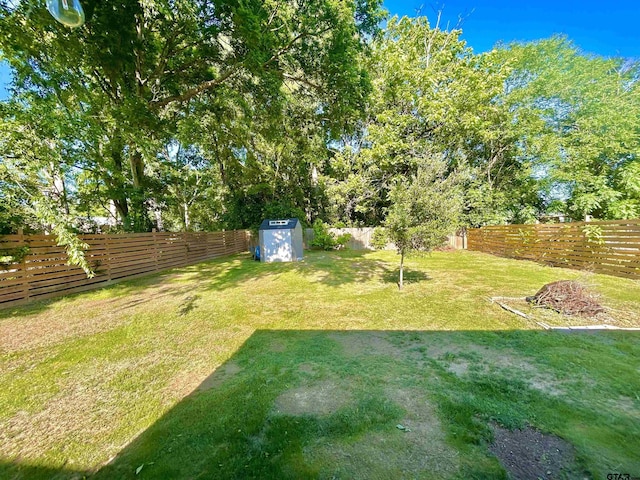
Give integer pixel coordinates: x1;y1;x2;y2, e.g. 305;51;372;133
526;280;605;317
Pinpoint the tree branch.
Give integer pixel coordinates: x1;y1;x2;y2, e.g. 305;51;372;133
151;65;240;108
152;25;334;109
283;73;324;93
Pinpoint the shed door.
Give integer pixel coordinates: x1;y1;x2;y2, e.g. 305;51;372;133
263;229;292;262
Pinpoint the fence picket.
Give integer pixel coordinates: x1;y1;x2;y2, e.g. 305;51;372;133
0;230;250;308
468;221;640;280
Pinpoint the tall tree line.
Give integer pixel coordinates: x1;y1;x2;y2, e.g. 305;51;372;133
1;5;639;237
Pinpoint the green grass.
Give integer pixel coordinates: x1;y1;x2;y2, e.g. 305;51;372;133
0;250;639;479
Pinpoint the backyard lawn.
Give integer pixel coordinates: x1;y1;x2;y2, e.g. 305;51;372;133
0;250;639;479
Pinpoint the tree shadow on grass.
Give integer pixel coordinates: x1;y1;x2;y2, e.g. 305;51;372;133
2;329;637;479
189;250;431;293
0;251;432;320
381;267;430;286
0;269;194;320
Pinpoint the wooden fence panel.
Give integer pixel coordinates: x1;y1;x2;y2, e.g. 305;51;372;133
303;227;466;250
0;230;250;308
468;220;640;280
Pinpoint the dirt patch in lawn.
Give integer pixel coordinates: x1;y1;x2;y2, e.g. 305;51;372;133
332;333;565;397
328;331;405;358
273;381;350;416
489;424;582;480
605;395;639;418
446;360;469;376
297;362;317;375
385;387;459;472
268;339;288;352
433;343;564;396
197;361;242;391
305;388;459;479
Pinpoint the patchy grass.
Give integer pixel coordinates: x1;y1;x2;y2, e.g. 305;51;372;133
0;250;639;479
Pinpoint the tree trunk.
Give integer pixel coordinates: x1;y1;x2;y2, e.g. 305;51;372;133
126;149;152;232
49;161;69;215
108;200;119;226
109;141;129;225
183;202;190;231
399;250;405;290
113;198;129;223
129;150;145;188
151;199;163;231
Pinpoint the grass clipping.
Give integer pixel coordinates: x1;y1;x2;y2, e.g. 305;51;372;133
526;280;605;317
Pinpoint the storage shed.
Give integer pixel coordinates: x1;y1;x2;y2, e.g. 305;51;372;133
259;218;304;263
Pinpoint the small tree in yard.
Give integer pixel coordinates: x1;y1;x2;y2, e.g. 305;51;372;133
385;159;463;289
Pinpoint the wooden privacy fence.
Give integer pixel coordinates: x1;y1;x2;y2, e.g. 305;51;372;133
303;227;466;250
467;219;640;280
304;227;380;250
0;230;250;308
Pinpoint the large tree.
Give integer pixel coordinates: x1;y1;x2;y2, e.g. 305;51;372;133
182;89;332;230
323;16;538;227
494;38;640;220
0;0;383;230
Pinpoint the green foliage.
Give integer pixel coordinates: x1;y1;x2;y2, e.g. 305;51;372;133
323;16;544;228
385;158;463;256
1;6;638;239
0;199;30;235
0;0;383;232
494;38;640;221
0;246;30;266
33;200;95;278
581;225;605;246
310;220;337;250
309;220;352;250
334;232;352;250
384;156;462;287
370;227;389;250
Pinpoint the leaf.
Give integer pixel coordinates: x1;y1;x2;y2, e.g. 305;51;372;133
135;464;144;475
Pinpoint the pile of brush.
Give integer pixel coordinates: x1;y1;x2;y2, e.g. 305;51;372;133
526;280;605;317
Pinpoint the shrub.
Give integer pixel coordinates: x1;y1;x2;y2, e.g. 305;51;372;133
310;220;351;250
334;233;352;250
370;227;389;250
310;220;336;250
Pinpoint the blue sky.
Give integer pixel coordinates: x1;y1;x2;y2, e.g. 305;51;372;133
1;0;639;99
0;62;10;99
384;0;640;58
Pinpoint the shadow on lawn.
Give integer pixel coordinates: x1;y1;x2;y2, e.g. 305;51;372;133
0;251;428;319
3;329;638;479
0;268;196;320
187;250;430;293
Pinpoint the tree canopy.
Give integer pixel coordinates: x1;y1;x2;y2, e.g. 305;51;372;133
1;0;383;231
1;5;638;244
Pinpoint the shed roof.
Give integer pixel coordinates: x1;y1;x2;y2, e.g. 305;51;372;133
259;218;300;230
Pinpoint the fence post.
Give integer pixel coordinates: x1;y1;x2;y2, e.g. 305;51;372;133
17;228;30;303
105;234;112;282
222;229;227;255
152;228;159;272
